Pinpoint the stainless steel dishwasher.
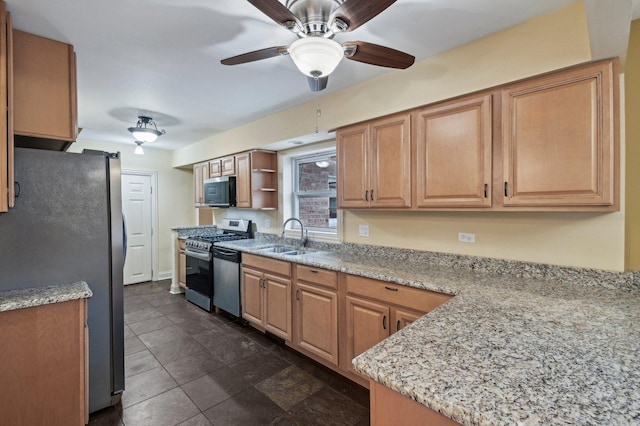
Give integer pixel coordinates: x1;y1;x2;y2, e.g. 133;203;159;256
213;247;242;316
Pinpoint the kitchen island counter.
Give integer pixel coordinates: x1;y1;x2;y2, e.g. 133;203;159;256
217;237;640;425
0;281;92;312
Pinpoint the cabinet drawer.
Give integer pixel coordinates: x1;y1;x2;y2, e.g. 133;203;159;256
296;265;337;290
243;253;291;277
346;274;452;313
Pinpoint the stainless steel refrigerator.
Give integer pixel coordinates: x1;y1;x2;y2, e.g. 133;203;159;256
0;147;125;413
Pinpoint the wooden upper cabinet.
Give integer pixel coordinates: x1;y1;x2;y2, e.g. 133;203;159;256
235;152;251;208
209;159;221;177
502;59;617;208
337;123;369;208
235;150;277;210
414;94;492;208
370;113;412;208
337;113;411;209
13;30;77;145
193;162;209;206
220;156;235;176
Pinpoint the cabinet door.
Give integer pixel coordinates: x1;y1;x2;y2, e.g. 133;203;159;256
193;163;203;205
264;274;292;341
13;30;77;142
0;5;8;213
502;60;616;207
337;123;369;208
414;95;492;208
346;296;389;373
179;251;186;288
295;282;338;365
209;159;221;177
391;307;423;334
235;153;252;208
241;268;263;327
221;156;236;176
370;113;412;208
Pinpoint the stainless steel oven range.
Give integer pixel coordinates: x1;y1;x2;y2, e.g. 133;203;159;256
184;219;252;312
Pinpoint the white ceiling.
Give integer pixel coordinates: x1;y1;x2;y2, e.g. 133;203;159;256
5;0;638;151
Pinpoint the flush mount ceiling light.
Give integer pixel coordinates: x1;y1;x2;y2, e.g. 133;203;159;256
288;37;344;78
134;141;144;155
315;160;330;168
128;116;166;143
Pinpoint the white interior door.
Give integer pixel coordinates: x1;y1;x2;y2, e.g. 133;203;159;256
122;173;153;285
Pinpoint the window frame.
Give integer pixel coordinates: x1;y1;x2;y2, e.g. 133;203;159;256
290;149;340;238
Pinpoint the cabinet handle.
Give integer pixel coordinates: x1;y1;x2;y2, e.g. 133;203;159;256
259;278;264;288
371;189;374;200
484;183;488;198
382;315;387;330
296;289;300;301
365;190;369;201
396;320;401;332
384;286;398;292
504;182;508;197
309;269;318;274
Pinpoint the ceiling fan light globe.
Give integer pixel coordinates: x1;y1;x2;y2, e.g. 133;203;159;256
288;37;343;77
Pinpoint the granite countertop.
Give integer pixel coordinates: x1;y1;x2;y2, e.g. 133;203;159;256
0;281;92;312
216;238;640;425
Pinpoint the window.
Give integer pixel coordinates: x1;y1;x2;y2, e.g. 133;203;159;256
293;151;337;233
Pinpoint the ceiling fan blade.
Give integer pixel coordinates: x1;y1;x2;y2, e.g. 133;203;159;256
343;41;414;69
221;46;288;66
330;0;397;32
307;76;329;92
247;0;300;27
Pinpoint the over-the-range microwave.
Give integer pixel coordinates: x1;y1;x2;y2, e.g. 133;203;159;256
204;176;236;207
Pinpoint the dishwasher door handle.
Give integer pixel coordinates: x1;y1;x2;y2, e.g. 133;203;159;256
214;247;238;256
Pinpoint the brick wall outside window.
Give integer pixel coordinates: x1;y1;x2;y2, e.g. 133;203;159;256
296;158;337;230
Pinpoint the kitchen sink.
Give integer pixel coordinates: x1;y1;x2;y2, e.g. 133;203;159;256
258;246;317;256
259;246;297;254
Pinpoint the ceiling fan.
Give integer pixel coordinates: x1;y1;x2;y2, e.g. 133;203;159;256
221;0;415;91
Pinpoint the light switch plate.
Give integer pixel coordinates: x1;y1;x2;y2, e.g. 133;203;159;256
359;224;369;237
264;219;271;229
458;232;475;243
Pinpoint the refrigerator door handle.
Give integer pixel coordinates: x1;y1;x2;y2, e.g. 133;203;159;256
122;214;127;263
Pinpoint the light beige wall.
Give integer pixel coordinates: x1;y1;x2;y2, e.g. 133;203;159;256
171;1;629;271
69;140;195;277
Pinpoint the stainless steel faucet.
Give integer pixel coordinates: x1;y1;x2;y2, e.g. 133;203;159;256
282;217;308;248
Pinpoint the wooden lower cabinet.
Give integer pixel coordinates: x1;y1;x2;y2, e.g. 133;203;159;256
241;267;264;325
241;254;292;341
0;298;88;425
263;273;292;339
392;307;423;333
370;381;460;426
344;274;452;376
345;296;390;374
295;282;339;366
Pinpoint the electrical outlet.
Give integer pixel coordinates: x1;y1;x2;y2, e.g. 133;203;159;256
264;219;271;229
458;232;475;243
359;224;369;237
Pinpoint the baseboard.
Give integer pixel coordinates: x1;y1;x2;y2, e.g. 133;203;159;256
156;271;172;281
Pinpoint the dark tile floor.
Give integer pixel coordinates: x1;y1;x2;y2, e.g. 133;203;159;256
89;280;370;426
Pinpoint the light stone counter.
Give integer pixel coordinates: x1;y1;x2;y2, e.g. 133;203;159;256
0;281;92;312
217;237;640;425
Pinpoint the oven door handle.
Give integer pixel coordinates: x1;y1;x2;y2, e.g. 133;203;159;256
185;248;212;261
